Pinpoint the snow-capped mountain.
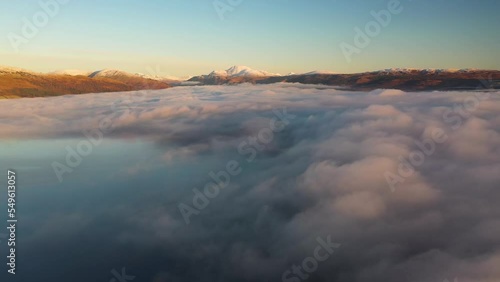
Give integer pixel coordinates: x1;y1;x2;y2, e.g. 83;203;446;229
89;69;141;78
0;66;38;75
140;73;192;82
90;69;191;82
208;66;280;78
2;64;498;99
303;70;336;75
371;68;480;75
51;70;93;76
0;65;172;99
3;66;190;82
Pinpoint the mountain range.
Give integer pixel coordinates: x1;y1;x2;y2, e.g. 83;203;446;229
0;66;171;99
189;66;500;91
1;65;499;99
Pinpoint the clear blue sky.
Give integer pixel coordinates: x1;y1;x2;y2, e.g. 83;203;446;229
0;0;499;76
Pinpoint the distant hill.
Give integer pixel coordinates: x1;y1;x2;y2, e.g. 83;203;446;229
190;65;280;85
2;65;499;99
0;67;171;99
190;66;500;91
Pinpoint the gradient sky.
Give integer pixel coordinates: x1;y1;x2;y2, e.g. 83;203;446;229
0;0;499;77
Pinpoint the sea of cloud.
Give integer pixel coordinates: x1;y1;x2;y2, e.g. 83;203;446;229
0;83;499;282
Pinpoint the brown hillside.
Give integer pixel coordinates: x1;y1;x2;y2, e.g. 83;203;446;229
189;70;500;91
0;71;170;99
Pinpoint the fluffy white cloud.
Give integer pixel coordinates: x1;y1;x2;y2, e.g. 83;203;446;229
1;84;499;282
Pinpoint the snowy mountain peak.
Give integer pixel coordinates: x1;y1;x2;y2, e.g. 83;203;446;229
88;69;189;81
226;65;255;76
208;70;229;77
139;73;191;82
51;70;92;76
0;65;37;75
89;69;137;78
209;66;280;78
304;70;336;75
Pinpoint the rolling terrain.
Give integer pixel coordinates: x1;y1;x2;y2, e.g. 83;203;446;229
2;65;500;99
0;67;171;99
190;66;500;91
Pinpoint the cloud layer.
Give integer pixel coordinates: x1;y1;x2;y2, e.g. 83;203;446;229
0;84;499;282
